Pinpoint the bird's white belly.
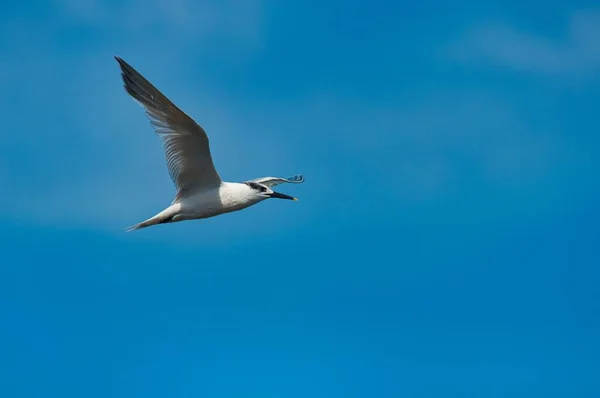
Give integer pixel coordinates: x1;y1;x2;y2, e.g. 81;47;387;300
177;187;258;220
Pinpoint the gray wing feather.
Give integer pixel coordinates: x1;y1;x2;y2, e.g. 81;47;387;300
115;56;221;200
250;174;304;188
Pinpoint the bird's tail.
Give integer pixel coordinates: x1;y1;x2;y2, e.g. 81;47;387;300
125;217;162;232
125;205;179;232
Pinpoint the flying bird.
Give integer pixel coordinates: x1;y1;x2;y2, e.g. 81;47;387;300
114;56;304;231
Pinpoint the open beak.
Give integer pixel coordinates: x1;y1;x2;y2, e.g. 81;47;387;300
269;191;298;201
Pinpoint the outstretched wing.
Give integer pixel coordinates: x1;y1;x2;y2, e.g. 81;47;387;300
250;174;304;188
115;56;222;201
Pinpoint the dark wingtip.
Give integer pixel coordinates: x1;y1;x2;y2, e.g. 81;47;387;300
289;174;304;183
114;56;135;74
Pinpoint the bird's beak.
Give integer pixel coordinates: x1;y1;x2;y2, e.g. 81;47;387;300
269;191;298;201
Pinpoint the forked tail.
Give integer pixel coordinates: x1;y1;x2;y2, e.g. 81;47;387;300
125;205;179;232
125;217;162;232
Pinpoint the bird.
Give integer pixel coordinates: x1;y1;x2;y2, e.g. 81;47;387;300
114;56;304;231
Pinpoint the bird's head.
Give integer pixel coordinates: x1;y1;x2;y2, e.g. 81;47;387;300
244;181;298;201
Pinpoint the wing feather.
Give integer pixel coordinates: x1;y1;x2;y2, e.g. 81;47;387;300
115;56;221;201
249;175;304;188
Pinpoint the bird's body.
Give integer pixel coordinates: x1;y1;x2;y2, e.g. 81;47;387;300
114;56;303;231
180;182;264;220
128;182;272;231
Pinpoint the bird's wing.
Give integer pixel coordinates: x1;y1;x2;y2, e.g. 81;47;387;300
250;175;304;188
115;56;222;201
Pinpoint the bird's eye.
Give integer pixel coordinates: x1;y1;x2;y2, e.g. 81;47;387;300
260;186;267;192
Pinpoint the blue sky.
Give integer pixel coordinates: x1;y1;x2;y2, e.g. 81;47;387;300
1;0;599;396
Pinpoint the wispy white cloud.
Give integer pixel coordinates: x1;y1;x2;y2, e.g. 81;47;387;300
447;9;600;78
282;92;560;200
55;0;263;43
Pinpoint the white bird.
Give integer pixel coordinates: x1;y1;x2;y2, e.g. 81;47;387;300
114;56;304;231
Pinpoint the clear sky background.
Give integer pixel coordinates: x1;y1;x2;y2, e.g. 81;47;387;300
1;0;599;397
